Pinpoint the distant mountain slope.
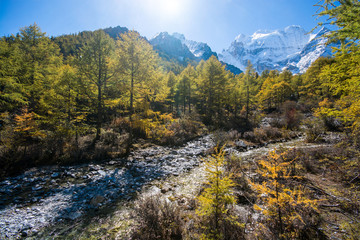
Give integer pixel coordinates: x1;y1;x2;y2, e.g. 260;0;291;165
54;24;337;75
219;25;336;73
103;26;129;39
172;33;218;60
149;32;241;74
149;32;196;63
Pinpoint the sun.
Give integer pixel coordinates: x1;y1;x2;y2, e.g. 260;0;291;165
160;0;183;17
137;0;190;26
143;0;185;20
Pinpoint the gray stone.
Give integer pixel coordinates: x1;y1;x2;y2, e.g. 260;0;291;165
67;211;82;220
90;195;106;207
51;172;60;178
32;185;43;191
98;170;106;177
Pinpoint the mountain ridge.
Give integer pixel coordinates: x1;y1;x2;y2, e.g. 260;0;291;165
219;25;335;73
54;25;335;75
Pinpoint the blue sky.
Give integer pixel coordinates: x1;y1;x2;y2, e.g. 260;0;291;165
0;0;322;52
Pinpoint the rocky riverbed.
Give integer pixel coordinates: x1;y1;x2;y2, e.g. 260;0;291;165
0;134;315;239
0;135;214;239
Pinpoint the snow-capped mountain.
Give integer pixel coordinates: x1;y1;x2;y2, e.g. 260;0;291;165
172;33;218;60
149;32;217;62
219;25;335;73
149;32;241;73
149;32;196;62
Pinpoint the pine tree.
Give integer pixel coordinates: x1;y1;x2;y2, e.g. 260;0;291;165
76;30;116;141
116;30;162;115
196;56;230;125
316;0;360;50
115;31;164;150
16;24;63;114
313;0;360;146
196;147;243;240
250;149;319;239
165;71;178;113
0;37;26;112
177;64;196;114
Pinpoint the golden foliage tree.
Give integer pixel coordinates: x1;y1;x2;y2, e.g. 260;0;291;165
250;149;320;239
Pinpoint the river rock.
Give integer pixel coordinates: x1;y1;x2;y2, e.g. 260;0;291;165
98;170;106;177
68;211;82;220
161;184;172;193
90;195;105;207
51;172;60;178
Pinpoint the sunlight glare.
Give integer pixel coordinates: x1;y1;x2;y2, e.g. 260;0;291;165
160;0;183;18
141;0;186;21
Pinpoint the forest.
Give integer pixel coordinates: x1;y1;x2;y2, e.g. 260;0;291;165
0;0;359;239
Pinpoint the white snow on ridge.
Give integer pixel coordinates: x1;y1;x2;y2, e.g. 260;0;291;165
219;25;333;73
172;32;213;59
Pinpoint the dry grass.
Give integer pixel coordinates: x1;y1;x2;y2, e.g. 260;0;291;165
131;195;184;240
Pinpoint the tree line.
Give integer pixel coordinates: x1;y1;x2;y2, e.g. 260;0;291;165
1;0;359;176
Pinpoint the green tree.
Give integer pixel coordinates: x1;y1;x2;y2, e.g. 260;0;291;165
0;37;26;112
50;64;88;140
165;71;178;113
177;64;196;114
316;0;360;49
196;56;230;125
8;24;63;124
301;57;335;103
314;0;360;146
196;147;242;240
116;31;161;115
240;61;260;120
115;31;164;149
76;30;116;141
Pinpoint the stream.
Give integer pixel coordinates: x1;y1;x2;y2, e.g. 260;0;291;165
0;134;320;239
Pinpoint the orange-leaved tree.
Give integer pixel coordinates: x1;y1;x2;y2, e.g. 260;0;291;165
250;149;320;239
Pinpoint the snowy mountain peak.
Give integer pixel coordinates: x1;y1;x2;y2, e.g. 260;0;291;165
284;25;305;32
172;32;186;42
220;25;335;73
149;32;217;62
150;32;171;41
172;33;218;59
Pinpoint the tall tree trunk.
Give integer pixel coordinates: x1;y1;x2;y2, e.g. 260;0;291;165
183;80;186;114
188;83;191;114
246;85;250;121
127;64;135;155
95;83;102;141
95;48;103;142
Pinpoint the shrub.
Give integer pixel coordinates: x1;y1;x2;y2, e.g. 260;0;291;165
282;101;303;130
160;116;206;145
132;195;184;240
243;126;287;144
302;118;325;143
211;130;241;147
